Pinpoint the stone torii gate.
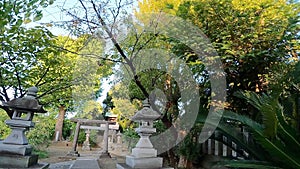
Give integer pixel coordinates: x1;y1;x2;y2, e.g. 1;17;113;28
67;118;115;157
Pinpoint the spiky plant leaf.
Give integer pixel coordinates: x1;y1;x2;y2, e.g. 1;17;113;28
235;91;278;139
276;107;300;148
214;160;281;169
222;111;300;168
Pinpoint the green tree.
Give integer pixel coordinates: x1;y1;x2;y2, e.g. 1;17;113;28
0;0;56;118
135;0;300;167
102;92;115;118
32;35;88;141
174;0;299;117
75;100;103;120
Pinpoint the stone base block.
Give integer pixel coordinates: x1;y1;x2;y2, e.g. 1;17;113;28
124;155;163;169
70;159;100;169
99;151;111;158
0;154;38;168
116;163;173;169
131;148;157;158
67;150;80;157
0;141;33;155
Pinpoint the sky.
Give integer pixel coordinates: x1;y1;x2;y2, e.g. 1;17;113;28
34;0;75;36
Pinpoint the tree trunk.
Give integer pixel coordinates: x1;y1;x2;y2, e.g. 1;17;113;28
178;156;193;169
54;105;66;141
168;149;178;169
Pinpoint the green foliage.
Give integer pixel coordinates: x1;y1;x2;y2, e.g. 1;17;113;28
75;100;103;120
27;114;56;151
122;128;139;138
102;93;115;117
62;119;73;140
178;125;202;161
0;0;57;104
110;89;138;130
32;149;49;159
36;35;89;109
235;91;279;139
177;0;299;115
0;110;10;139
70;129;98;147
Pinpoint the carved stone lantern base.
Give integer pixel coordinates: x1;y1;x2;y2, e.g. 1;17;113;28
0;143;49;168
116;155;163;169
0;142;32;155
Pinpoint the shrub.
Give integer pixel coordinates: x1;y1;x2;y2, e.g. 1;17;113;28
0;111;10;140
27;114;56;151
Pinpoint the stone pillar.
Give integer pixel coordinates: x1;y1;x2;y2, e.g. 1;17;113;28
117;131;122;144
100;122;111;158
82;129;91;151
67;122;81;157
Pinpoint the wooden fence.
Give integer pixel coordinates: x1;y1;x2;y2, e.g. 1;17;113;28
122;126;254;160
200;128;252;159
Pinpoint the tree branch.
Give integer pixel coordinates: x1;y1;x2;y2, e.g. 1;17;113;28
8;55;24;97
88;0;149;98
35;66;50;87
53;44;124;63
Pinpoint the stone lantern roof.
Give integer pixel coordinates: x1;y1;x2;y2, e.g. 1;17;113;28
1;87;46;113
131;99;160;122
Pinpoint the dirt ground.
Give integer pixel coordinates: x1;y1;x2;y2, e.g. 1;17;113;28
38;141;76;164
38;141;127;169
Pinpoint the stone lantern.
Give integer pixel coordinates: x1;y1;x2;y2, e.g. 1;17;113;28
117;99;167;169
0;87;48;168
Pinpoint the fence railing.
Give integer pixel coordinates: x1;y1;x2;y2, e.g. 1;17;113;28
200;128;252;159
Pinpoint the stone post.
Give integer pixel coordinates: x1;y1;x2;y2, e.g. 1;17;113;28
67;121;81;157
82;129;91;151
100;121;111;158
117;131;122;144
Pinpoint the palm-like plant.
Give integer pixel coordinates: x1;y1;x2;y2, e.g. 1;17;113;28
198;91;300;169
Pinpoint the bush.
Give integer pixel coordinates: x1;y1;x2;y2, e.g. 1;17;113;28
0;110;11;139
70;129;98;147
27;114;56;151
62;119;74;140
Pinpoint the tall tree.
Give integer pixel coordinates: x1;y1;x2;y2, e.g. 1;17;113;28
138;0;300;116
48;36;113;141
42;35;87;141
136;0;300;167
